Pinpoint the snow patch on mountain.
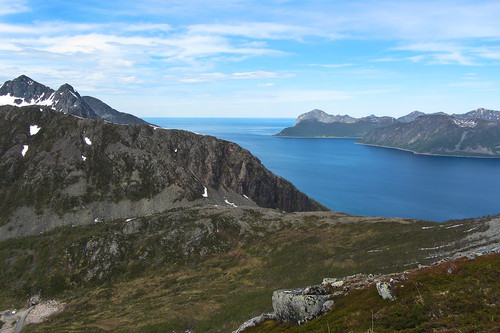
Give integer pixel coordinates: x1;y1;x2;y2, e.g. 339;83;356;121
30;125;41;136
21;145;29;156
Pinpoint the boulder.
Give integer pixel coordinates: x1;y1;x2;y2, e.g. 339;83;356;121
376;281;396;301
272;286;332;325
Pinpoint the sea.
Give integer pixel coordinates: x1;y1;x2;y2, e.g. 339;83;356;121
145;117;500;222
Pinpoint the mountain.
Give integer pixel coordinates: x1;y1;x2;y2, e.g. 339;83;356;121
0;75;147;125
361;114;500;157
294;109;356;126
397;110;425;123
454;108;500;122
275;109;397;138
0;105;326;239
82;96;149;125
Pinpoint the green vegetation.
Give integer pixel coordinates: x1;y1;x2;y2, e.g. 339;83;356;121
0;206;496;332
244;254;500;332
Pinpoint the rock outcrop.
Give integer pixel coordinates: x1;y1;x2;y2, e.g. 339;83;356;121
272;286;331;325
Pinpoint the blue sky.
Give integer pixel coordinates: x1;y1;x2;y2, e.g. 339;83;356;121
1;0;500;118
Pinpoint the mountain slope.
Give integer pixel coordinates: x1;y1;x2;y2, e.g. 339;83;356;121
361;114;500;157
82;96;149;125
0;205;498;332
0;75;147;125
0;105;326;239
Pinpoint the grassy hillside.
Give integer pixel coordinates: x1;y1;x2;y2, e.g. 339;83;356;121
0;206;497;332
243;253;499;332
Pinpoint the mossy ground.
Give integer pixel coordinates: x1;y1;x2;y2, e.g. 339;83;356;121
244;254;499;332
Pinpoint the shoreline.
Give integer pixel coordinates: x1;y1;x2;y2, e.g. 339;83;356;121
272;135;362;139
357;142;500;159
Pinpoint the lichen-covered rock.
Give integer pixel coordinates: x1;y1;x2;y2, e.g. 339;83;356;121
376;281;396;301
272;287;331;325
232;313;275;333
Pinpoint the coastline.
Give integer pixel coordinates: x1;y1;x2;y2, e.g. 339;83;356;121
357;142;500;159
272;135;362;139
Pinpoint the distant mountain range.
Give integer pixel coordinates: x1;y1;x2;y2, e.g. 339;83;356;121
0;75;149;125
276;108;500;157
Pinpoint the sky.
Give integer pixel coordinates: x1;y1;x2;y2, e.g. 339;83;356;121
1;0;500;118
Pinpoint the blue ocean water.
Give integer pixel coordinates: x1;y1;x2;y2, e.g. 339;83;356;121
145;117;500;222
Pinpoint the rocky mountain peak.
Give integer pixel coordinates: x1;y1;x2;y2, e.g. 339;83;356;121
294;109;357;126
0;75;54;105
0;75;148;125
397;111;425;123
456;108;500;122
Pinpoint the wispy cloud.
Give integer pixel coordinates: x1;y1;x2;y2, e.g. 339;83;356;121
178;71;294;83
0;0;29;15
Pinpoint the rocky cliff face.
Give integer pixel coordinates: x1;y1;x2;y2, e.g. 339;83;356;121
361;114;500;157
0;75;147;125
0;105;326;239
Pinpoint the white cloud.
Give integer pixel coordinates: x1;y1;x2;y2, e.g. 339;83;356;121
178;71;294;83
188;22;324;40
0;0;29;15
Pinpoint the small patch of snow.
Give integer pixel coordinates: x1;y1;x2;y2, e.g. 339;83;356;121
84;137;92;145
367;249;382;253
21;145;29;156
125;218;135;222
420;244;449;251
421;226;433;230
82;155;87;161
224;198;237;207
243;194;249;199
445;224;463;229
30;125;41;135
464;227;476;233
202;186;208;198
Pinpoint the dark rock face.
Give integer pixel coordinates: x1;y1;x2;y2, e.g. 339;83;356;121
0;75;148;125
82;96;149;125
361;114;500;157
0;105;326;237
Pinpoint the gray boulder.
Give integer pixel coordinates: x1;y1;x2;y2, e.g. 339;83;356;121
272;286;332;325
376;281;396;301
